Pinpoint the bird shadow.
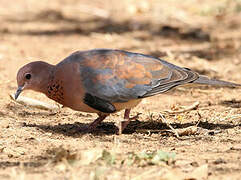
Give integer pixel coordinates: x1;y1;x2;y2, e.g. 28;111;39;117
22;119;240;137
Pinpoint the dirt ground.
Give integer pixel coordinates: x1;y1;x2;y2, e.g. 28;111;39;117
0;0;241;179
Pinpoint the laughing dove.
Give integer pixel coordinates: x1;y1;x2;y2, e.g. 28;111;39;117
15;49;241;134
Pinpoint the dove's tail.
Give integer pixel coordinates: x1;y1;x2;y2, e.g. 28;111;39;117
192;75;241;87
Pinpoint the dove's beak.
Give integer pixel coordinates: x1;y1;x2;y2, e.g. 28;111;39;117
15;86;24;100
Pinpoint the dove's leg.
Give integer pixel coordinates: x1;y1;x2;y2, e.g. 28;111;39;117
85;113;108;132
119;109;141;134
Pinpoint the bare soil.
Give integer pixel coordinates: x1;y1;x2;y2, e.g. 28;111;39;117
0;0;241;179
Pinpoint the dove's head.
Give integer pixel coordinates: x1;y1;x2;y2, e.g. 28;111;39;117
15;61;54;99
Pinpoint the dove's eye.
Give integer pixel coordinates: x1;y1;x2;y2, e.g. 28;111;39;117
25;73;31;80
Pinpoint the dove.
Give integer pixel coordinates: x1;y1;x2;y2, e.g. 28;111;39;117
15;49;241;134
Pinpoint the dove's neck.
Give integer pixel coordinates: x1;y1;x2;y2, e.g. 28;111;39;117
37;65;55;95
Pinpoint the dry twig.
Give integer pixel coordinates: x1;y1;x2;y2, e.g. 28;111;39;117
10;94;60;111
164;101;200;114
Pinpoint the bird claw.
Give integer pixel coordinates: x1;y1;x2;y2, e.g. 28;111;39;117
81;115;108;133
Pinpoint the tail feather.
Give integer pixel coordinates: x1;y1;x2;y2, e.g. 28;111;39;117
192;75;241;87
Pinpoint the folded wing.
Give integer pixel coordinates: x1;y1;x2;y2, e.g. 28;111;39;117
77;49;199;102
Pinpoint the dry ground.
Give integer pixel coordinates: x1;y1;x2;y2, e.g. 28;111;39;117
0;0;241;179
